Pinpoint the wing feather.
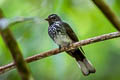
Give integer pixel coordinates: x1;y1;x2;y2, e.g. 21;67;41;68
63;22;85;54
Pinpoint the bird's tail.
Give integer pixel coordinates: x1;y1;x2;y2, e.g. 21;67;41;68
77;58;96;76
67;48;96;76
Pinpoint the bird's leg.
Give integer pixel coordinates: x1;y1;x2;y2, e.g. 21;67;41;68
59;45;62;50
66;43;71;48
67;42;74;50
64;42;71;50
59;43;70;50
59;42;72;50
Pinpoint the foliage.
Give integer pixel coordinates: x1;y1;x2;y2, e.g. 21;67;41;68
0;0;120;80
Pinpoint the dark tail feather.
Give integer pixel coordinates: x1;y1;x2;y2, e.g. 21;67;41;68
77;58;96;76
67;49;96;76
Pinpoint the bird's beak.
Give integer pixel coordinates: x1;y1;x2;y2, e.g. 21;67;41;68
45;18;49;21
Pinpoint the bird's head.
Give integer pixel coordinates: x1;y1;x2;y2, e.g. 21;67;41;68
45;14;61;25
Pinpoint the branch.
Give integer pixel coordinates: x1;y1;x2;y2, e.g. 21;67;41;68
92;0;120;31
0;17;39;30
0;32;120;74
9;16;40;26
0;9;34;80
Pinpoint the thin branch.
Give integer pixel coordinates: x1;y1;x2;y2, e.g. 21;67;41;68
9;17;40;26
92;0;120;31
0;32;120;74
0;9;34;80
0;16;40;30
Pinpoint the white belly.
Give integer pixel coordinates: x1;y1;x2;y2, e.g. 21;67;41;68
54;34;72;46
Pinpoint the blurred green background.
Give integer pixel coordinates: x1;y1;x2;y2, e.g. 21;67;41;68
0;0;120;80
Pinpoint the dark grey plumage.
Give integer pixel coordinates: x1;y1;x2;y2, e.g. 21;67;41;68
45;14;96;76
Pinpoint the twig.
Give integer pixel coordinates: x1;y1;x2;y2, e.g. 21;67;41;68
0;32;120;74
0;17;39;30
0;9;34;80
9;17;40;26
92;0;120;31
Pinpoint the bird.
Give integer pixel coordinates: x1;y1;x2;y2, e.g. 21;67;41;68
45;14;96;76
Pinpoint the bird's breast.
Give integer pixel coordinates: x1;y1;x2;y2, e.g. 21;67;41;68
54;33;72;46
48;22;72;46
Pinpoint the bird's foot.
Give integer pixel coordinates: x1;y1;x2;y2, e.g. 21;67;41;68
66;43;71;48
59;44;70;50
59;45;62;50
59;43;73;51
65;43;72;50
66;43;74;51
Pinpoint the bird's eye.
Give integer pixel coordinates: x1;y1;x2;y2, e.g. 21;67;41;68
51;17;56;20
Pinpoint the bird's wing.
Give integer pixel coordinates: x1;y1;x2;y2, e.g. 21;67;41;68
63;22;79;41
63;22;85;54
